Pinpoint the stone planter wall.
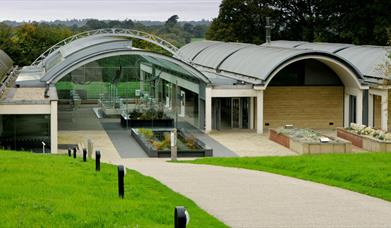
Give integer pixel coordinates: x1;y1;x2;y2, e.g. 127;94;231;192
269;128;352;154
120;114;174;128
131;129;212;158
337;128;391;152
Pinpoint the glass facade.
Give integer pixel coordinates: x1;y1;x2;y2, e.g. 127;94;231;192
56;54;205;131
0;115;51;152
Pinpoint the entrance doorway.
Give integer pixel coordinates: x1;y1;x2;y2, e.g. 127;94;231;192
212;97;250;130
349;95;357;124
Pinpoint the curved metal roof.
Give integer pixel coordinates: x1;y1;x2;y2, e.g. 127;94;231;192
175;40;220;62
192;42;252;69
337;46;390;79
266;40;391;79
263;41;353;53
16;34;210;86
0;49;13;80
178;41;364;86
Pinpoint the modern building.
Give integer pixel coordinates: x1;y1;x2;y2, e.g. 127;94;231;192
0;29;390;153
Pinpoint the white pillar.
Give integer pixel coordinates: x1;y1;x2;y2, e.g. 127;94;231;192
368;94;374;127
205;87;212;133
381;93;388;131
356;90;363;125
344;93;350;127
256;90;264;134
250;97;255;129
50;100;58;154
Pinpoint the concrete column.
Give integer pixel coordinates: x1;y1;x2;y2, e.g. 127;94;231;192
50;100;58;154
356;90;363;125
250;97;255;129
344;93;350;127
368;94;374;127
205;87;212;133
256;90;264;134
381;94;388;131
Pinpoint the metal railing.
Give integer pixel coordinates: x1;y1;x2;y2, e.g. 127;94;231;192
31;28;180;66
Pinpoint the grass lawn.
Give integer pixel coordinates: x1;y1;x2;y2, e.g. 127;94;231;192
184;153;391;202
0;150;227;227
56;81;150;99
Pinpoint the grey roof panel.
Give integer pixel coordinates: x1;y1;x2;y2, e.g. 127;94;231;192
175;40;220;61
219;45;310;81
262;40;308;48
0;49;13;80
295;42;354;53
337;46;390;78
192;42;252;69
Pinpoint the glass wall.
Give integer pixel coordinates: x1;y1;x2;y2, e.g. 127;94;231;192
56;54;205;131
0;115;50;152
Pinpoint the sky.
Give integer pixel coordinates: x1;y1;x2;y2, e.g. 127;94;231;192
0;0;221;22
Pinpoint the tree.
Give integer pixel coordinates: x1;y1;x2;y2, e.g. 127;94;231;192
2;23;73;65
207;0;391;45
183;23;194;34
165;15;179;28
206;0;277;44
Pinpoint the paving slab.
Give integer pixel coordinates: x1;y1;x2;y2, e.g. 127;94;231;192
209;130;296;157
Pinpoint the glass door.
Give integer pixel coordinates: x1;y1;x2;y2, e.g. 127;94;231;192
232;98;240;128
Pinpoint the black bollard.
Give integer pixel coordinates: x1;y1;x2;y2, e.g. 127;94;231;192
68;148;71;157
118;165;125;198
83;148;87;162
174;206;188;228
73;147;77;158
95;150;101;171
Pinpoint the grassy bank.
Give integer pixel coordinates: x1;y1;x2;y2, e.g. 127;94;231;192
184;153;391;202
0;150;226;227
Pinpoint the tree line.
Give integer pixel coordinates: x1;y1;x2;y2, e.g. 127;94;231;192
0;16;209;66
206;0;391;45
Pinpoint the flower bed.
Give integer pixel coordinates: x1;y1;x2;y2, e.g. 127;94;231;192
131;128;213;158
270;127;352;154
337;124;391;152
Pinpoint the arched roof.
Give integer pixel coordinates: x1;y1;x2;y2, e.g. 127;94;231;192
178;41;365;87
16;31;210;87
0;49;13;80
266;40;391;79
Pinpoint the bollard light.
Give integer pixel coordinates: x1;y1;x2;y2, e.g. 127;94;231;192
95;150;101;171
68;148;71;157
174;206;189;228
118;165;125;198
83;148;87;162
73;147;77;159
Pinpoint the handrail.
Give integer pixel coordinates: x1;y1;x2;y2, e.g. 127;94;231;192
31;28;180;66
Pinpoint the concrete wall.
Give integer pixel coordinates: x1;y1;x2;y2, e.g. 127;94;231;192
264;86;344;129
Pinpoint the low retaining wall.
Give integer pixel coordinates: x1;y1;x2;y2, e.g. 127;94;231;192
120;115;174;128
131;128;212;158
337;128;391;152
269;128;352;154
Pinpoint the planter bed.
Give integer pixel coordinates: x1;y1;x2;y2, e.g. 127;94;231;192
120;114;174;128
131;128;213;158
270;128;352;154
337;127;391;152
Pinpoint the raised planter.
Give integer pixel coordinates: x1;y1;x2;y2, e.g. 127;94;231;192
131;128;213;158
270;128;352;154
120;114;174;128
337;128;391;152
